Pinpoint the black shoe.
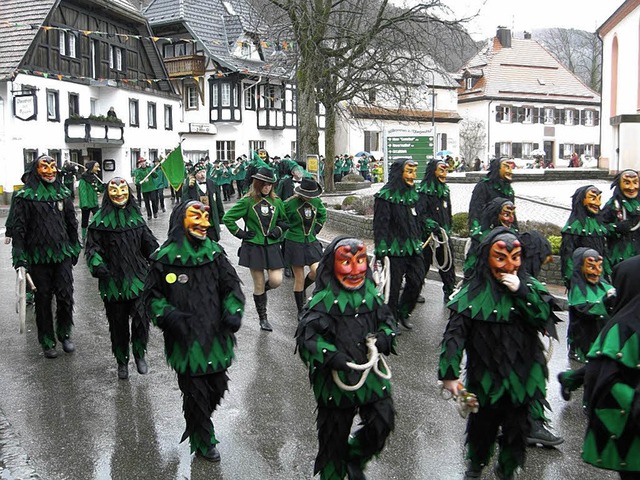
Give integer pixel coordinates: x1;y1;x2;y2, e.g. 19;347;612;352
557;372;572;401
493;462;516;480
463;462;482;480
197;445;221;462
416;295;425;303
260;318;273;332
43;348;58;359
161;208;166;213
153;213;158;219
284;266;292;278
62;338;75;353
399;317;413;330
346;461;367;480
135;357;148;375
117;363;129;380
527;421;564;447
147;216;152;221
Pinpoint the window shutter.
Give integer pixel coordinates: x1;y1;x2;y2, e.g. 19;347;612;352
554;109;561;124
533;108;539;123
511;108;517;122
533;142;539;150
559;144;564;157
574;110;580;125
441;133;447;150
594;111;600;126
494;144;500;159
594;145;600;158
496;106;503;122
580;110;585;125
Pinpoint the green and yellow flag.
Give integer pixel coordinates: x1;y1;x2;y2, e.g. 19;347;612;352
161;145;185;191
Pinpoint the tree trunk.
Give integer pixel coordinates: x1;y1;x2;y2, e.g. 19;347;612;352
296;59;320;173
323;102;337;192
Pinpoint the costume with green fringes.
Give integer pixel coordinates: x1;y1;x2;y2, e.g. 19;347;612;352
11;174;81;350
296;236;397;480
439;231;551;478
85;197;158;365
581;255;640;475
144;217;245;456
602;194;640;267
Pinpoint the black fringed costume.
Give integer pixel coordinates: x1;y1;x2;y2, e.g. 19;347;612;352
11;157;81;352
601;170;640;267
416;159;456;298
581;256;640;475
439;228;554;478
373;159;425;324
144;201;245;458
85;180;159;372
560;185;611;287
296;237;397;480
467;158;516;230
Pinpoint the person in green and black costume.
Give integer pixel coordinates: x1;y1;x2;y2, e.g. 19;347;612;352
133;158;159;220
85;178;159;380
77;160;104;243
11;155;81;359
560;185;611;288
296;236;397;480
602;169;640;268
581;255;640;480
463;197;517;279
373;158;425;330
468;157;517;231
223;167;288;332
439;228;556;480
557;247;615;401
60;161;78;199
185;163;225;242
144;200;245;463
153;158;168;213
132;157;146;208
284;177;326;313
416;159;456;302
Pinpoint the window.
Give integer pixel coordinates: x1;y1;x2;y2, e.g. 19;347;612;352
465;77;473;89
129;99;139;127
499;142;512;157
23;149;38;172
47;90;59;121
543;107;555;124
69;93;79;117
496;105;511;123
216;141;236;161
265;85;282;109
522;143;533;158
564;109;575;125
582;110;594;126
110;46;124;71
427;91;437;110
221;83;231;107
244;84;256;110
523;107;533;123
249;140;265;154
164;105;173;130
163;42;194;58
241;42;251;57
147;102;157;128
364;131;380;152
186;85;198;110
90;98;97;116
68;34;77;58
148;149;158;163
59;31;66;56
130;149;141;171
563;144;575;158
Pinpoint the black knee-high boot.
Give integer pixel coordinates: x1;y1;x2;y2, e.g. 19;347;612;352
254;293;272;331
303;274;314;292
294;291;305;313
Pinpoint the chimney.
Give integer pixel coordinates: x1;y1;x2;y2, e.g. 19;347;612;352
496;26;511;48
524;31;532;40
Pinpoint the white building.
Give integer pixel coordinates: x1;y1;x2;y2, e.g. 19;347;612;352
144;0;322;164
0;0;183;196
457;27;601;168
598;0;640;173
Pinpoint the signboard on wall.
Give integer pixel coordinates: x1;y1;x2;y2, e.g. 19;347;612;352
13;93;37;121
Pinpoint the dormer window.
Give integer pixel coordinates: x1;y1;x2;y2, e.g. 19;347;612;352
222;1;236;14
465;77;473;90
241;42;251;58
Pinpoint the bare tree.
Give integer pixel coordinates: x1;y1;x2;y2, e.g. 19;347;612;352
459;118;486;167
535;28;602;92
251;0;474;191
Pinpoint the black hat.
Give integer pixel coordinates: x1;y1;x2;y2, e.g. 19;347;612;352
294;177;323;198
252;167;276;183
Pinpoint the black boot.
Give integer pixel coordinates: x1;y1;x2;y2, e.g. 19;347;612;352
254;293;272;331
303;274;314;292
294;291;305;313
135;356;148;374
527;418;564;447
117;363;129;380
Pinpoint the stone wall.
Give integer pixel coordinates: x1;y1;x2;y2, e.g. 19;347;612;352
326;209;563;285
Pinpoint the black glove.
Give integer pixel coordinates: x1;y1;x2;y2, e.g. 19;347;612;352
314;223;323;235
326;351;350;371
72;255;79;266
615;219;635;233
94;265;110;280
266;226;283;240
235;229;256;240
375;332;392;355
14;260;28;270
223;314;242;333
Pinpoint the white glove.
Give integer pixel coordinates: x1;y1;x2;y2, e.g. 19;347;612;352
606;288;617;298
500;273;521;292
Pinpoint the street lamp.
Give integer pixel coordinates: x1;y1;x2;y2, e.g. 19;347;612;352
425;69;436;156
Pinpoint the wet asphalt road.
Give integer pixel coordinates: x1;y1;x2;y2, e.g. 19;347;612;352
0;199;614;480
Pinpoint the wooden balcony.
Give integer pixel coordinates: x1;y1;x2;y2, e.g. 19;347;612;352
64;117;125;145
164;55;206;78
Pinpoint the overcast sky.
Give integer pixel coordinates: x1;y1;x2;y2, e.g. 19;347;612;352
433;0;623;40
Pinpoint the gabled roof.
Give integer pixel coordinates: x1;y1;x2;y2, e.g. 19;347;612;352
0;0;151;81
144;0;292;78
458;35;601;105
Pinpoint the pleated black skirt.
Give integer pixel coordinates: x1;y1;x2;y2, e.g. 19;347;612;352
238;242;285;270
283;239;323;266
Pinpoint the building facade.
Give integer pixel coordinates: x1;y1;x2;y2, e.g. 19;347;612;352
457;28;601;168
598;0;640;173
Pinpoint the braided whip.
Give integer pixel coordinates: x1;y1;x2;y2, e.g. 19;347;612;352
332;335;392;392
